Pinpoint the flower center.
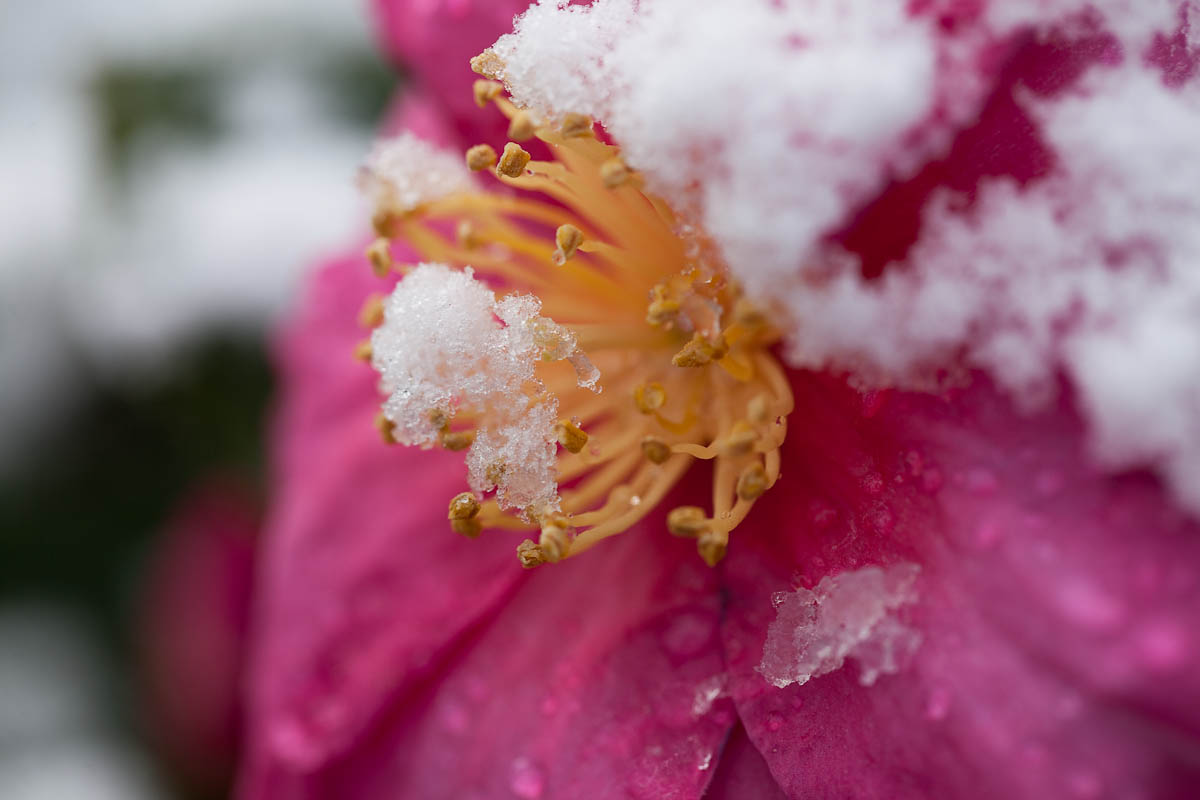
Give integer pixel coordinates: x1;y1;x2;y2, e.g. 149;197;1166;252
356;76;793;569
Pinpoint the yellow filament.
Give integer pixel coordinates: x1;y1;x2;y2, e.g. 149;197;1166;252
363;81;794;568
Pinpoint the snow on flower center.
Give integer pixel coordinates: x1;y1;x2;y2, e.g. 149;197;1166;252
354;79;794;568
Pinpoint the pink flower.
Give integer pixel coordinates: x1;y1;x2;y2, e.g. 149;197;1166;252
139;478;258;790
242;2;1200;798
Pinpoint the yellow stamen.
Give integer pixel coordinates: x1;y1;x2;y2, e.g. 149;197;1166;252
667;506;710;538
365;238;392;277
470;49;504;79
440;430;475;451
361;76;795;569
496;142;531;178
359;294;385;329
375;413;397;445
448;492;481;520
560;113;593;138
473;79;503;108
508;111;536;142
634;382;667;413
554;419;589;454
599;156;631;189
553;224;583;264
466;144;498;172
353;339;373;362
517;539;547;569
641;436;672;464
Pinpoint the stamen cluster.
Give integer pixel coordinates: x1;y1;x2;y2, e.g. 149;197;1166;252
355;64;794;568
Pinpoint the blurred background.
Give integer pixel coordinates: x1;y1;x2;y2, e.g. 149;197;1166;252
0;1;393;797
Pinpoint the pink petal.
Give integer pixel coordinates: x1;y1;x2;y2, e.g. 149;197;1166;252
703;724;789;800
139;478;257;788
371;0;536;140
307;519;733;800
722;371;1200;798
240;250;525;793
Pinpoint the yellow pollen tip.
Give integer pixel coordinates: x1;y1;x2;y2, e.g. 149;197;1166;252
672;333;728;368
496;142;532;178
641;436;672;464
634;382;667;413
451;518;483;538
508;111;536;142
667;506;710;538
517;539;548;569
719;420;758;458
371;211;397;239
473;79;503;108
440;429;476;451
537;512;574;563
470;49;504;79
554;419;588;454
428;408;450;431
365;238;393;277
736;462;769;500
697;530;728;567
375;413;397;445
358;294;385;329
466;143;498;172
448;492;481;520
599;156;631;189
560;113;594;138
733;298;769;329
485;461;508;485
747;393;771;425
353;339;373;362
645;283;681;327
553;224;583;264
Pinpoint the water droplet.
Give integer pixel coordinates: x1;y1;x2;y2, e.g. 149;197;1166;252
697;751;713;771
766;712;784;731
924;687;951;720
629;495;642;506
509;757;545;799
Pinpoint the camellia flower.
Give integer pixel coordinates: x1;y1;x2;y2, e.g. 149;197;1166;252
242;2;1200;798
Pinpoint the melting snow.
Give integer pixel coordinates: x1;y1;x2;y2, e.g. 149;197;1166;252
758;563;922;688
487;1;1200;513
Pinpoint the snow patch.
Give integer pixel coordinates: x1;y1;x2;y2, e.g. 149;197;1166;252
371;263;596;512
758;563;922;688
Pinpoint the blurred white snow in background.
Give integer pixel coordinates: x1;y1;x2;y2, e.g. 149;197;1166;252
0;0;379;464
0;606;165;800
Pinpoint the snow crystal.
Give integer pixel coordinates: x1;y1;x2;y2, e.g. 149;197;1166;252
371;263;597;512
782;66;1200;511
758;563;922;689
490;0;941;299
487;1;1200;513
358;133;475;216
986;0;1180;51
